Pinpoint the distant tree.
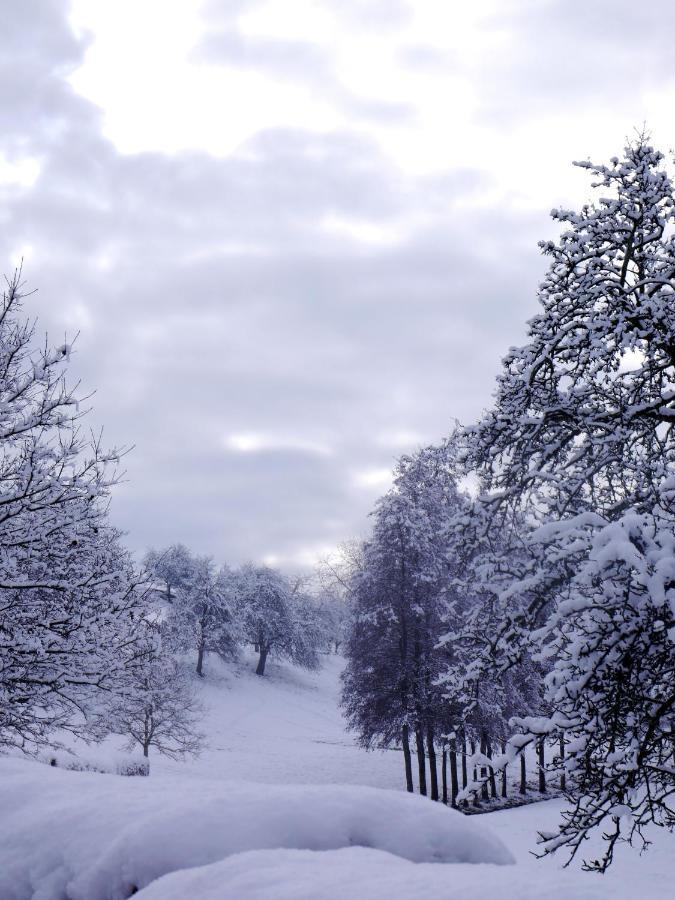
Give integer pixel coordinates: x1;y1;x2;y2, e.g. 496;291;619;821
144;543;195;603
232;565;321;676
313;591;350;654
167;556;239;676
315;543;363;654
0;270;147;752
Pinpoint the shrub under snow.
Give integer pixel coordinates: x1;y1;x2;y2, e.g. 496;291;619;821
0;758;512;900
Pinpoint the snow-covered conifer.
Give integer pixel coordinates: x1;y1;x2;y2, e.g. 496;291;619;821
342;440;468;797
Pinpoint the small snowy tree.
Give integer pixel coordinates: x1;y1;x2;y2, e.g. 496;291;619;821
0;271;146;751
103;626;204;761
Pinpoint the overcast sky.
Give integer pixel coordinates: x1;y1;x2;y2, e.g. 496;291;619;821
2;0;674;568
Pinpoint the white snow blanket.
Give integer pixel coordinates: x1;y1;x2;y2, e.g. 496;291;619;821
0;758;511;900
135;845;616;900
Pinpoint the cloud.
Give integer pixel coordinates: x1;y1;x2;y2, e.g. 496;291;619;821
4;0;663;569
192;22;413;124
224;432;334;457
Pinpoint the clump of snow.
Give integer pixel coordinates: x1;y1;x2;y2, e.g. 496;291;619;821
0;757;512;900
135;846;606;900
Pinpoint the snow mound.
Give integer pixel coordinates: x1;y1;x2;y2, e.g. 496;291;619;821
0;758;512;900
136;846;606;900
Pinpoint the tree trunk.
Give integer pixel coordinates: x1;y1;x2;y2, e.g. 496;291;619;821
441;749;448;804
255;646;268;676
402;723;414;793
143;743;149;758
538;738;547;794
479;732;489;801
520;750;527;794
470;738;480;806
427;726;439;801
559;734;566;792
501;740;507;798
196;642;205;677
415;728;427;796
461;733;468;789
486;735;497;799
449;738;459;808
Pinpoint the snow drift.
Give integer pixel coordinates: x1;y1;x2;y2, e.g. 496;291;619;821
135;845;612;900
0;758;512;900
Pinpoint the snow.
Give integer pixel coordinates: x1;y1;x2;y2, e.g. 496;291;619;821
0;757;511;900
1;652;673;899
151;652;406;789
135;846;600;900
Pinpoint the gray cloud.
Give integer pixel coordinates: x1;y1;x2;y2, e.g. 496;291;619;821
1;0;575;568
473;0;675;122
193;27;413;123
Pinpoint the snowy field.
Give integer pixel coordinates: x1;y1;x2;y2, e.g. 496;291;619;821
1;652;672;899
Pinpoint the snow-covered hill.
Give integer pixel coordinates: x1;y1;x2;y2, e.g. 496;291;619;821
153;650;404;789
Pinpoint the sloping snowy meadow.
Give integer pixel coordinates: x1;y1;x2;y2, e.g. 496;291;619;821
1;653;672;899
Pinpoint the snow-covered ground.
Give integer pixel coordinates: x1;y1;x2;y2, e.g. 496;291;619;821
153;651;405;789
1;651;672;899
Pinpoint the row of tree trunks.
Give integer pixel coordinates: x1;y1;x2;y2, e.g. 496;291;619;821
405;735;560;804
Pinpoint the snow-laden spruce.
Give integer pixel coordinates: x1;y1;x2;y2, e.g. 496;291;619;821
0;272;147;751
452;138;675;868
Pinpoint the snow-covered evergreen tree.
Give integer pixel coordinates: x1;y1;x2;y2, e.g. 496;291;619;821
342;440;468;797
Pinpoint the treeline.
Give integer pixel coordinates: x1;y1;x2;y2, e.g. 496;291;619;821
143;545;341;678
340;138;675;870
